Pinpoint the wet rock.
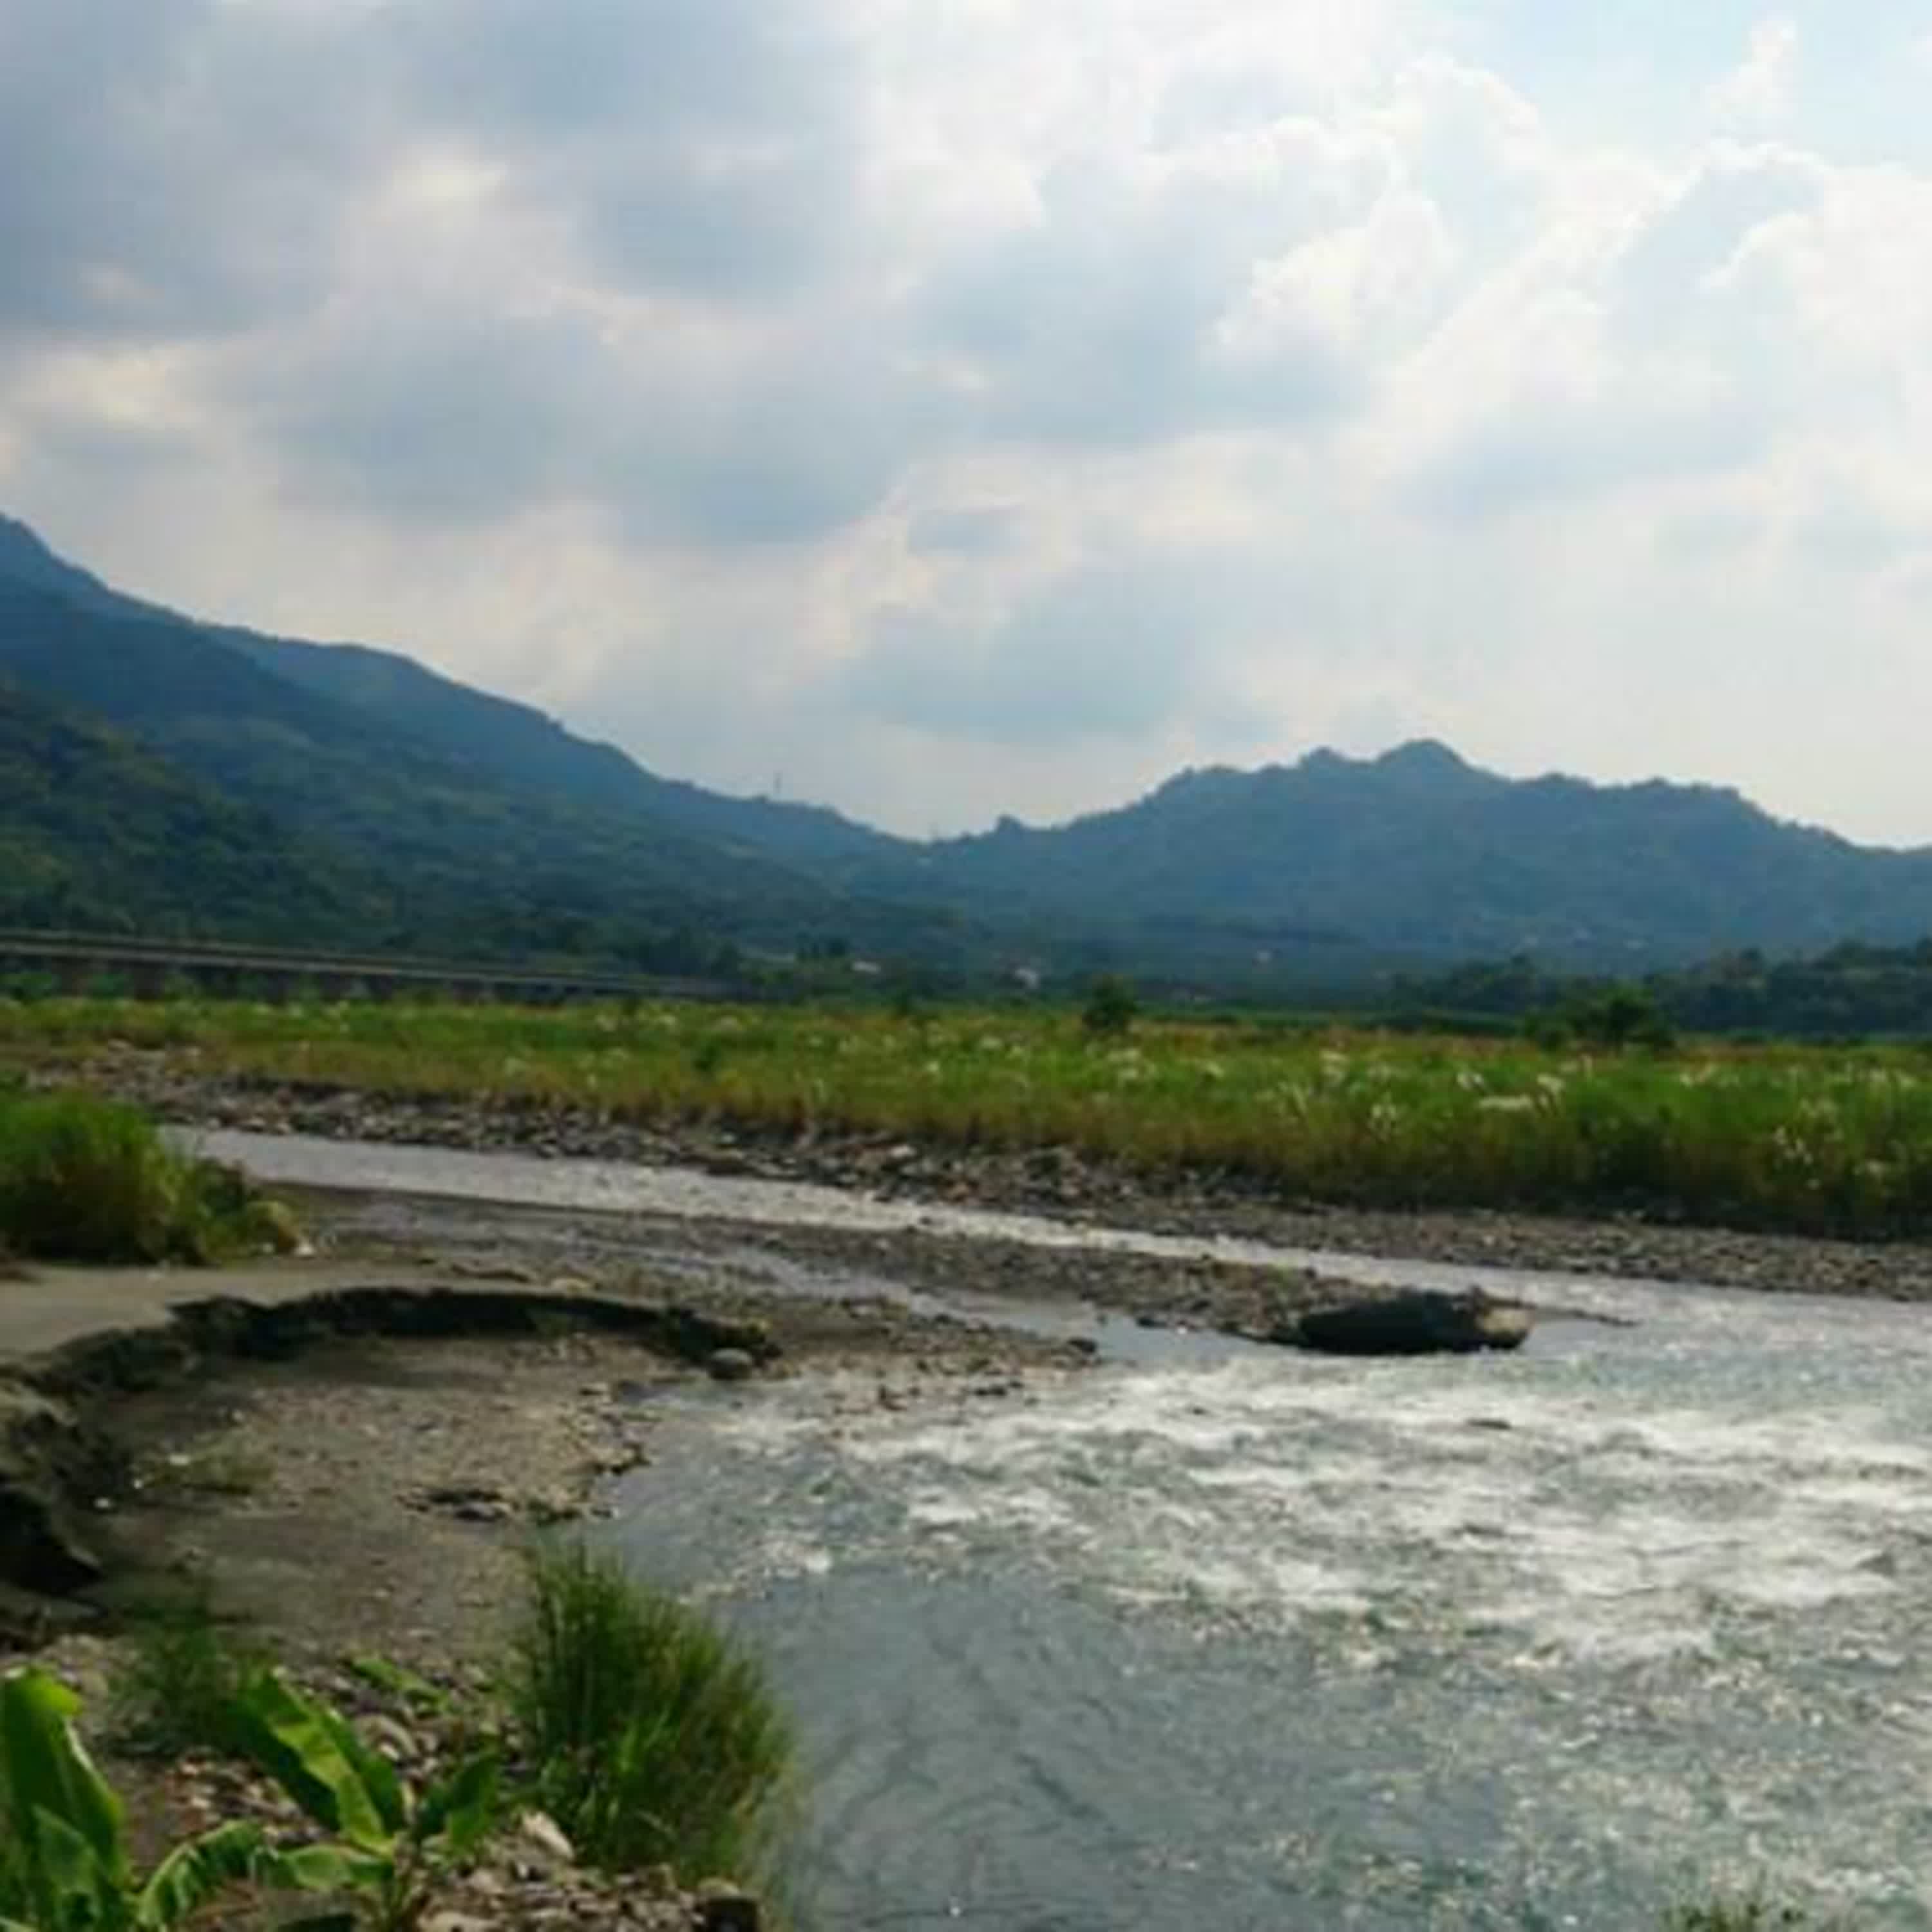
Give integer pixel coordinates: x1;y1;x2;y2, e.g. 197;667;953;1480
693;1880;761;1932
362;1712;420;1765
1288;1289;1532;1357
663;1307;779;1368
705;1348;758;1382
516;1810;576;1866
413;1481;515;1522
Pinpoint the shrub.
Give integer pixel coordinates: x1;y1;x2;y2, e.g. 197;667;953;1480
1081;974;1138;1037
0;1089;296;1264
1569;985;1675;1050
505;1542;793;1880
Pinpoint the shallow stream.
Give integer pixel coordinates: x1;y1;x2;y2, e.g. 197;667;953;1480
204;1128;1932;1929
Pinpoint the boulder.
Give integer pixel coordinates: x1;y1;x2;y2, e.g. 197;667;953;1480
663;1307;779;1368
1289;1289;1531;1358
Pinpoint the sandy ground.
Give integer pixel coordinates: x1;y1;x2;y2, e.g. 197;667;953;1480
68;1198;1103;1668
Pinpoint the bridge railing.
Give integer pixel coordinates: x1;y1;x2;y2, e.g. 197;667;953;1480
0;929;739;1005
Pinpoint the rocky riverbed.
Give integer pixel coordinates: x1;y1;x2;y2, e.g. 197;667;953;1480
66;1050;1932;1302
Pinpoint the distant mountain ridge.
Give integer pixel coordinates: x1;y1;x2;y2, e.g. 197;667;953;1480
1;508;1929;977
854;738;1932;967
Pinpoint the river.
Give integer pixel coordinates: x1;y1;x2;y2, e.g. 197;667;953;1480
199;1128;1932;1929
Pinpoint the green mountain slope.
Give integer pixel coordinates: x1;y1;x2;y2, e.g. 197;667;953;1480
850;740;1932;969
6;509;1932;978
0;574;955;964
0;679;384;940
0;513;900;871
223;629;902;870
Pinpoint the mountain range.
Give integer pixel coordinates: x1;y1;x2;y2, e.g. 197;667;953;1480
1;509;1928;984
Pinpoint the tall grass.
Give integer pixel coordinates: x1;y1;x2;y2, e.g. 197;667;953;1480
9;993;1932;1236
505;1542;795;1881
0;1086;294;1262
1665;1897;1841;1929
107;1579;264;1759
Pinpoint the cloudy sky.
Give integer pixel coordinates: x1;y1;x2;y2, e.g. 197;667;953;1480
2;1;1930;845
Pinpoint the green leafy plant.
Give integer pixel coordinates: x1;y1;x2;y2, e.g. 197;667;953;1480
506;1541;793;1878
0;1667;272;1930
226;1669;500;1932
341;1655;456;1721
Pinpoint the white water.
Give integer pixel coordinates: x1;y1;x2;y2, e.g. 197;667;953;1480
198;1126;1932;1927
618;1299;1932;1929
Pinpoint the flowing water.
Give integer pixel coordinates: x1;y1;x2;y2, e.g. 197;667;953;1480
201;1129;1932;1928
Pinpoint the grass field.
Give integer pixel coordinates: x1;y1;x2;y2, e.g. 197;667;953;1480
4;994;1931;1238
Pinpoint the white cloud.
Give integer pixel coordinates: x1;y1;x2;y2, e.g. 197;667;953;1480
1707;17;1801;127
2;0;1932;845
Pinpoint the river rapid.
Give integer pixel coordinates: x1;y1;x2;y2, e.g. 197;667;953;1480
198;1129;1932;1930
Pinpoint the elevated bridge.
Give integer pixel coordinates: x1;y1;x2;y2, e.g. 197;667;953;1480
0;929;735;1006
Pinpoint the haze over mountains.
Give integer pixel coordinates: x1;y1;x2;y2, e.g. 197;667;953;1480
1;509;1929;985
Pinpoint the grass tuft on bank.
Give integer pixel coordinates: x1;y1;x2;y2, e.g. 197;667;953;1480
1665;1896;1844;1929
0;1085;295;1263
106;1578;267;1760
506;1540;795;1882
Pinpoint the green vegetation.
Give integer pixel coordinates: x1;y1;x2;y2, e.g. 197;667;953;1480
1080;972;1139;1037
13;993;1932;1238
225;1668;502;1932
15;510;1932;987
1390;938;1932;1043
8;1555;796;1926
0;574;940;974
0;1087;294;1263
107;1584;263;1760
0;679;377;945
2;1662;502;1932
0;1668;281;1930
506;1541;794;1879
1664;1895;1842;1929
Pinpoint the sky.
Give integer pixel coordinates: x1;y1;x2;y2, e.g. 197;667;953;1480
1;1;1930;846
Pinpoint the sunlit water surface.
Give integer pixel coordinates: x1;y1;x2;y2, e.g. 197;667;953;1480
198;1129;1932;1928
614;1298;1932;1931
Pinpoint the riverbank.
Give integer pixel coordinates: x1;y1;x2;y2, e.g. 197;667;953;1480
3;1119;1908;1926
3;1220;1104;1930
71;1056;1932;1302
